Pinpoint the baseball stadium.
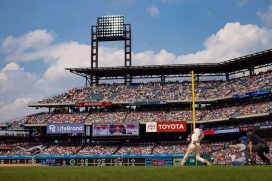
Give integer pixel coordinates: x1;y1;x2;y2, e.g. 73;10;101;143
1;15;272;181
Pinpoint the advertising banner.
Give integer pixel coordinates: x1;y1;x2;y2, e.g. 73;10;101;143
47;123;84;134
214;128;239;134
145;158;172;166
204;129;215;135
255;90;271;95
128;100;166;106
173;158;195;166
146;122;186;132
157;122;186;132
0;145;12;149
152;159;167;166
173;154;212;166
75;102;112;107
92;123;139;137
233;89;271;99
260;125;272;129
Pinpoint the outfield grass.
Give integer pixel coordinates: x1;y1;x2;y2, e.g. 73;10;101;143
0;166;272;181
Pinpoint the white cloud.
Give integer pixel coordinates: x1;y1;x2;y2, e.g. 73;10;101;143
1;29;54;62
0;98;40;122
257;2;272;27
134;49;176;65
2;62;21;71
147;6;160;17
0;62;39;103
36;42;89;90
176;22;272;64
1;21;272;122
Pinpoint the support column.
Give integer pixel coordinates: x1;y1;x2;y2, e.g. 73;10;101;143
249;67;255;76
161;74;165;85
225;72;229;81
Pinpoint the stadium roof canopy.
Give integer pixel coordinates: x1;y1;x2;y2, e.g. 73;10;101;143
66;49;272;79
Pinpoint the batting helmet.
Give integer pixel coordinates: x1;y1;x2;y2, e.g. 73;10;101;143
198;124;205;130
239;136;248;143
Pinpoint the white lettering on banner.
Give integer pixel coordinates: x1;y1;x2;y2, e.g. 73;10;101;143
157;124;184;130
56;126;83;131
156;122;186;132
47;124;84;134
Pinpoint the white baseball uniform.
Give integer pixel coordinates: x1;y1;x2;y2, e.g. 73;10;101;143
181;128;206;165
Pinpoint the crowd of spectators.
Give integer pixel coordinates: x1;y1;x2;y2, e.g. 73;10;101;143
35;71;272;104
46;113;89;124
1;140;271;165
202;102;270;121
25;113;52;124
206;119;272;131
0;144;81;155
103;82;180;102
0;143;35;156
153;143;187;154
116;144;154;154
67;85;109;103
39;145;81;155
125;110;203;123
78;145;118;154
4;71;271;125
180;80;222;100
125;111;166;123
22;113;89;124
38;88;78;104
5;117;26;129
18;101;271;124
85;112;127;124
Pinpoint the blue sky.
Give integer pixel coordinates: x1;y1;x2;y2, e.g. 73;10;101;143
1;0;272;121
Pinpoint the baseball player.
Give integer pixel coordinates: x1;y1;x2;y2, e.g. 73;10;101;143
229;136;248;165
180;124;212;166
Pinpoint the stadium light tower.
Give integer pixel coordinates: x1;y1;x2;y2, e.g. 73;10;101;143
91;15;132;84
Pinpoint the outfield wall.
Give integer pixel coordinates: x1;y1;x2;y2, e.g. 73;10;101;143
0;154;211;166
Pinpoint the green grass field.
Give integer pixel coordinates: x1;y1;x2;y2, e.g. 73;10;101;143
0;166;272;181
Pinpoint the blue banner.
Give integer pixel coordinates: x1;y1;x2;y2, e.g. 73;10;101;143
214;128;239;134
254;89;271;95
47;123;84;134
260;125;272;129
233;89;271;99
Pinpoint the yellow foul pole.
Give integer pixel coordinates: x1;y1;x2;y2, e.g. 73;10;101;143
192;71;198;166
191;70;196;130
